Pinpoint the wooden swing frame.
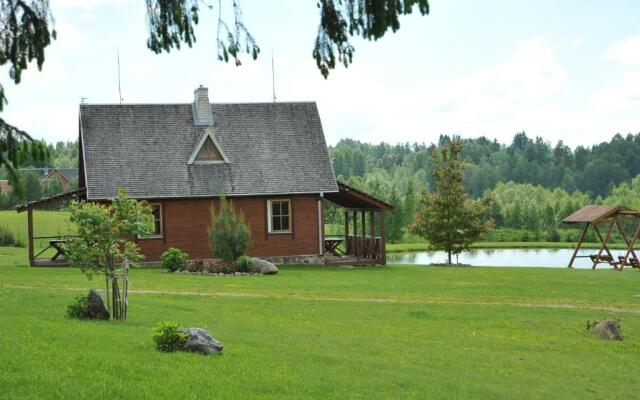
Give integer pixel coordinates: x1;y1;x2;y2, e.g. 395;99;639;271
564;205;640;270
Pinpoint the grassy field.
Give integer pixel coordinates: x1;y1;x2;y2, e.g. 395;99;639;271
0;260;639;399
0;210;74;253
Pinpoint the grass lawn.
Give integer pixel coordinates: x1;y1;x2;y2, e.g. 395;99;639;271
1;257;639;399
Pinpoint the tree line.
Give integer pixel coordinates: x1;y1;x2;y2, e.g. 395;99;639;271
328;132;640;242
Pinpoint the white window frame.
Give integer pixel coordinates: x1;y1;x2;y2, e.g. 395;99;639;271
267;199;292;234
139;203;163;239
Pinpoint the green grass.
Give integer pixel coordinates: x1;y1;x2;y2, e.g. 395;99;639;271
387;241;628;253
1;261;639;399
0;210;74;253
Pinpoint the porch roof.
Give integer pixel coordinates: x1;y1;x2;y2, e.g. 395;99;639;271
15;188;86;213
324;182;393;211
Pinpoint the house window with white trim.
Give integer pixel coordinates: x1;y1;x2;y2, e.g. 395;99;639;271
268;199;291;233
140;203;163;239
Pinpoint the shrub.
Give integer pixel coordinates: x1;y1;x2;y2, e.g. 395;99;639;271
161;247;189;272
0;226;15;246
152;321;188;352
236;255;255;272
209;192;252;263
546;229;561;242
66;294;91;319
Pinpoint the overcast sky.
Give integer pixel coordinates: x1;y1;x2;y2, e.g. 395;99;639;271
2;0;640;147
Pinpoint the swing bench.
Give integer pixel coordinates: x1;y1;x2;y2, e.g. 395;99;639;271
563;205;640;271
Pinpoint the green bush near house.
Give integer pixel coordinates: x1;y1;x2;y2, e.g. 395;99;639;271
235;255;255;273
160;247;189;272
208;192;251;263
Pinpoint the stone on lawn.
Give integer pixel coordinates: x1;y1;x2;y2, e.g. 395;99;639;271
593;320;623;340
87;289;110;320
251;258;278;275
179;328;224;355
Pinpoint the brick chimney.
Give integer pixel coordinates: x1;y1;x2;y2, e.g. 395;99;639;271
192;85;213;125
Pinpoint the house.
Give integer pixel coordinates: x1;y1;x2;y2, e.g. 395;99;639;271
17;167;79;190
16;86;392;267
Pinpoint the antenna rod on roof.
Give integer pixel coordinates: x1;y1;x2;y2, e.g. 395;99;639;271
117;46;123;104
271;47;276;103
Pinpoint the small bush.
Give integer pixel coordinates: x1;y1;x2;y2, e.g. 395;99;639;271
546;229;561;242
161;247;189;272
0;226;15;246
152;321;188;352
66;294;91;319
236;255;255;272
209;192;252;263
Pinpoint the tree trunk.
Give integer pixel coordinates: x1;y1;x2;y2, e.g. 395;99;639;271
447;251;452;265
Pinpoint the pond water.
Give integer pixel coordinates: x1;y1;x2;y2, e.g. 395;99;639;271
386;248;623;268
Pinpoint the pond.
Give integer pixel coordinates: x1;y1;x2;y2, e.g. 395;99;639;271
386;248;624;268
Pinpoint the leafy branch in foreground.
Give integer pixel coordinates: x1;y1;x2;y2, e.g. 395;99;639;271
144;0;429;77
0;0;54;194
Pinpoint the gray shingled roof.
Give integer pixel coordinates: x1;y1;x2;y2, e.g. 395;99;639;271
80;102;338;200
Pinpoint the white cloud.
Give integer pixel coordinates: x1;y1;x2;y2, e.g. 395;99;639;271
274;37;570;145
605;35;640;66
570;37;584;48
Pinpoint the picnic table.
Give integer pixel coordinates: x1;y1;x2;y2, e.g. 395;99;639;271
324;236;345;256
49;239;67;261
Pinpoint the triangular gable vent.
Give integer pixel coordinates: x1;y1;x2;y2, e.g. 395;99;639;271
188;130;229;164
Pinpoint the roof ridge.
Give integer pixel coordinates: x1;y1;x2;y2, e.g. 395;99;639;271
81;101;317;106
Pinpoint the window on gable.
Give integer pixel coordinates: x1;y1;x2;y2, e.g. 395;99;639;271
268;199;291;233
195;136;224;161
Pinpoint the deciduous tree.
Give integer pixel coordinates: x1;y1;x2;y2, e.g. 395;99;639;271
411;141;494;264
65;189;153;320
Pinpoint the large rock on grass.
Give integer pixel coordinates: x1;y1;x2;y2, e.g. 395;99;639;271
179;328;224;355
87;289;110;320
251;258;279;275
593;320;623;340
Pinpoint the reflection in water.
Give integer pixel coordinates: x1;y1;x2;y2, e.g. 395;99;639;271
387;248;620;268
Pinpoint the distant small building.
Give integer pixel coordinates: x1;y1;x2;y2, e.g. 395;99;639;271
18;167;78;190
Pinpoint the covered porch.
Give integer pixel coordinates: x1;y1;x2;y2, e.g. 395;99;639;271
15;188;85;267
323;182;394;266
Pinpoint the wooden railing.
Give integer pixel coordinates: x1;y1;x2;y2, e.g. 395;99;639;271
346;235;384;261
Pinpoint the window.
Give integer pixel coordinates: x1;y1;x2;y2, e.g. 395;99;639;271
195;137;224;161
140;203;163;239
268;199;291;233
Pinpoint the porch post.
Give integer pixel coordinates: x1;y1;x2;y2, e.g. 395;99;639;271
344;210;350;254
381;211;386;265
27;208;34;267
353;211;358;258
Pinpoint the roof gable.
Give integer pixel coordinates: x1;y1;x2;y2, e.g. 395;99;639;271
188;128;229;164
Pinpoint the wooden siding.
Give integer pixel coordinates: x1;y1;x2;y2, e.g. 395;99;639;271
137;194;321;261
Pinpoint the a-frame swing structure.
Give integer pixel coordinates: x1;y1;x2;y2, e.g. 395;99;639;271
563;205;640;270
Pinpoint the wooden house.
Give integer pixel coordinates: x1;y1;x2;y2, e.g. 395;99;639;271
17;86;392;267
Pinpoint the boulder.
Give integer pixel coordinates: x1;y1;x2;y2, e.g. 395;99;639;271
87;289;110;320
593;320;623;340
251;258;279;275
179;328;223;355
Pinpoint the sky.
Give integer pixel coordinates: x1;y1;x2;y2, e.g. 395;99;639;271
2;0;640;148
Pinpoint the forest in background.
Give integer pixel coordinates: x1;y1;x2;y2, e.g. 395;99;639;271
3;133;640;243
326;132;640;242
